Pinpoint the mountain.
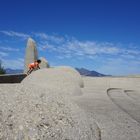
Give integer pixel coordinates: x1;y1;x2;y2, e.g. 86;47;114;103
5;68;108;77
5;68;23;74
76;68;107;77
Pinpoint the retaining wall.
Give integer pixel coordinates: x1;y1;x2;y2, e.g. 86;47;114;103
0;74;26;83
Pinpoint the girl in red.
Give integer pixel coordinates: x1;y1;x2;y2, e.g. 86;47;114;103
27;59;41;75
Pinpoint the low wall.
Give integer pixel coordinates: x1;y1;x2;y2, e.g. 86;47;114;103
0;74;26;83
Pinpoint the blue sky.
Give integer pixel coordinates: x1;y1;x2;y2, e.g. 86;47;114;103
0;0;140;75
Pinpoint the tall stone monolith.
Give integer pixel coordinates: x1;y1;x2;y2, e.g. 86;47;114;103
39;57;50;69
24;38;38;73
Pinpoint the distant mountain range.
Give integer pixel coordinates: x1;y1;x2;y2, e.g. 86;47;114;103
5;68;108;77
76;68;108;77
5;68;23;74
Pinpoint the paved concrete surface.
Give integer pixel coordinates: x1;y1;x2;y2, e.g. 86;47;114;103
1;69;140;139
73;77;140;140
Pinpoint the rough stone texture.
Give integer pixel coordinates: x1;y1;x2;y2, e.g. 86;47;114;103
39;57;50;69
24;38;38;73
0;67;98;140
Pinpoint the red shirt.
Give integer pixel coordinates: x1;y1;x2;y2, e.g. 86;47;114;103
28;62;39;69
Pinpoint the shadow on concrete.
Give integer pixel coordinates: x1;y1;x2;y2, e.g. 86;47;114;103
0;74;27;83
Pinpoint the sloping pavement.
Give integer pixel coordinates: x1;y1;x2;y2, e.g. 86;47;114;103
73;77;140;140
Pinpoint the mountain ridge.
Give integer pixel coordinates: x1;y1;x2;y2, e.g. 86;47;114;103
76;68;107;77
5;68;23;74
5;68;108;77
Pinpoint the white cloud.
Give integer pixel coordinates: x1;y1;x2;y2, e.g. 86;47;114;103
1;31;139;61
0;52;9;58
39;36;138;60
2;58;24;69
56;56;65;59
124;49;140;55
96;58;140;75
37;34;140;75
0;31;30;40
0;31;140;75
0;46;19;52
34;32;64;44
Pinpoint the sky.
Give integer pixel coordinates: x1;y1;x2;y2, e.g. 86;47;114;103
0;0;140;75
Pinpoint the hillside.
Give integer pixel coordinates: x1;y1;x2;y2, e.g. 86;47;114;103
5;68;108;77
76;68;107;77
5;68;23;74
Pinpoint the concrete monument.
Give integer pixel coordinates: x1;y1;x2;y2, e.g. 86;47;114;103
24;38;38;73
39;57;50;69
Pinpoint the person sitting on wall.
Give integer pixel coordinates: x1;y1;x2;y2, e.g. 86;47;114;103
27;59;41;75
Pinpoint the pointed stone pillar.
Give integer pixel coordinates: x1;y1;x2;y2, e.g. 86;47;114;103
39;57;50;69
24;38;38;73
